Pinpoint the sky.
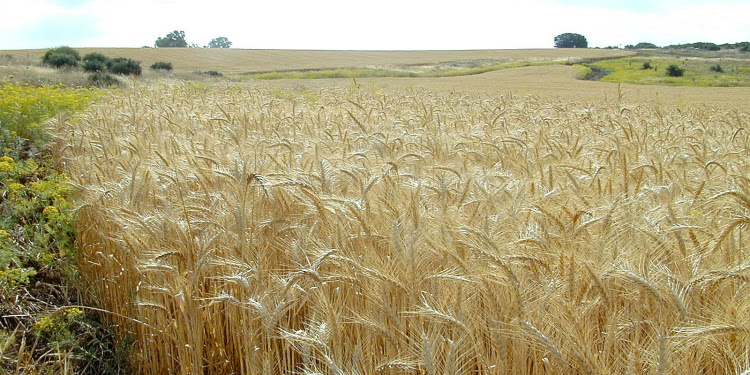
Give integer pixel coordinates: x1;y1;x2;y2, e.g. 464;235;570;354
1;0;749;50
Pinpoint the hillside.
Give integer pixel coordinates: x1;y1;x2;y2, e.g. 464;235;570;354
2;48;632;74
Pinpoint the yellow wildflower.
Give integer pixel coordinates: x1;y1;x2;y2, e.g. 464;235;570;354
6;182;23;193
43;206;60;217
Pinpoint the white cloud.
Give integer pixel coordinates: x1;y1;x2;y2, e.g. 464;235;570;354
1;0;748;50
0;0;61;30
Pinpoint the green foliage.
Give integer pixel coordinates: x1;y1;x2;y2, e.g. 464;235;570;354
251;60;559;80
88;72;121;87
200;70;224;77
82;52;108;63
666;64;685;77
155;30;188;48
627;42;659;49
554;33;588;48
42;46;81;68
0;267;37;294
667;42;720;51
0;84;93;302
586;57;750;86
642;61;652;70
34;308;84;344
208;37;232;48
0;81;127;374
710;64;724;73
83;60;107;72
107;57;142;76
44;53;79;68
150;61;173;71
0;82;96;143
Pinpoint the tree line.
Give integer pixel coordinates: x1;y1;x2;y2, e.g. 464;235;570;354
554;33;749;51
154;30;232;48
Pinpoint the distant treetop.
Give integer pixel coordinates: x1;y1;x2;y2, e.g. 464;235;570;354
554;33;588;48
666;42;720;51
155;30;188;48
625;42;659;49
208;37;232;48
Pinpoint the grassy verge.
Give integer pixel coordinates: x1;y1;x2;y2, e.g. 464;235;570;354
248;59;565;80
586;56;750;86
0;81;126;374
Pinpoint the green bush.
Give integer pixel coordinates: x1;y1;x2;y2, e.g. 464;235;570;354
150;61;173;71
83;60;107;72
667;42;720;51
107;58;141;76
709;64;723;73
666;64;684;77
642;61;652;70
88;72;120;87
45;54;79;68
42;47;80;68
635;42;659;49
201;70;223;77
82;52;108;63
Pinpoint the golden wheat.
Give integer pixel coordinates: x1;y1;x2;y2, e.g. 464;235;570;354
55;82;750;374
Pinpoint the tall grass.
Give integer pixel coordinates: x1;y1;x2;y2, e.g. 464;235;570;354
249;60;559;80
590;57;750;86
56;82;750;374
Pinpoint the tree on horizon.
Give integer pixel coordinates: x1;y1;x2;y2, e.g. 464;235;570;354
155;31;188;48
208;37;232;48
554;33;588;48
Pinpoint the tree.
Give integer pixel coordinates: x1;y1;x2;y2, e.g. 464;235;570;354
208;37;232;48
155;30;188;48
554;33;588;48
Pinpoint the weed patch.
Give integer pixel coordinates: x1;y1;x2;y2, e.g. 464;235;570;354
0;82;125;373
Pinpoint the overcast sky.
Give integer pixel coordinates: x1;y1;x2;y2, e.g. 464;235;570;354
1;0;749;50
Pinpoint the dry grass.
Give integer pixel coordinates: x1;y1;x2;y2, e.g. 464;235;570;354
3;48;631;74
56;82;750;374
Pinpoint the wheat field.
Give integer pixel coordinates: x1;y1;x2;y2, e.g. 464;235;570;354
55;81;749;374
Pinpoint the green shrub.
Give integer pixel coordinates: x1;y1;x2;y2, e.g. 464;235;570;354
45;54;78;68
666;64;684;77
150;61;173;71
200;70;223;77
82;52;108;63
709;64;723;73
88;72;120;87
107;58;141;76
83;60;107;72
42;47;80;68
667;42;720;51
642;61;652;70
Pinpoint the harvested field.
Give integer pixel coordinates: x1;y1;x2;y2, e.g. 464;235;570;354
3;48;631;74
